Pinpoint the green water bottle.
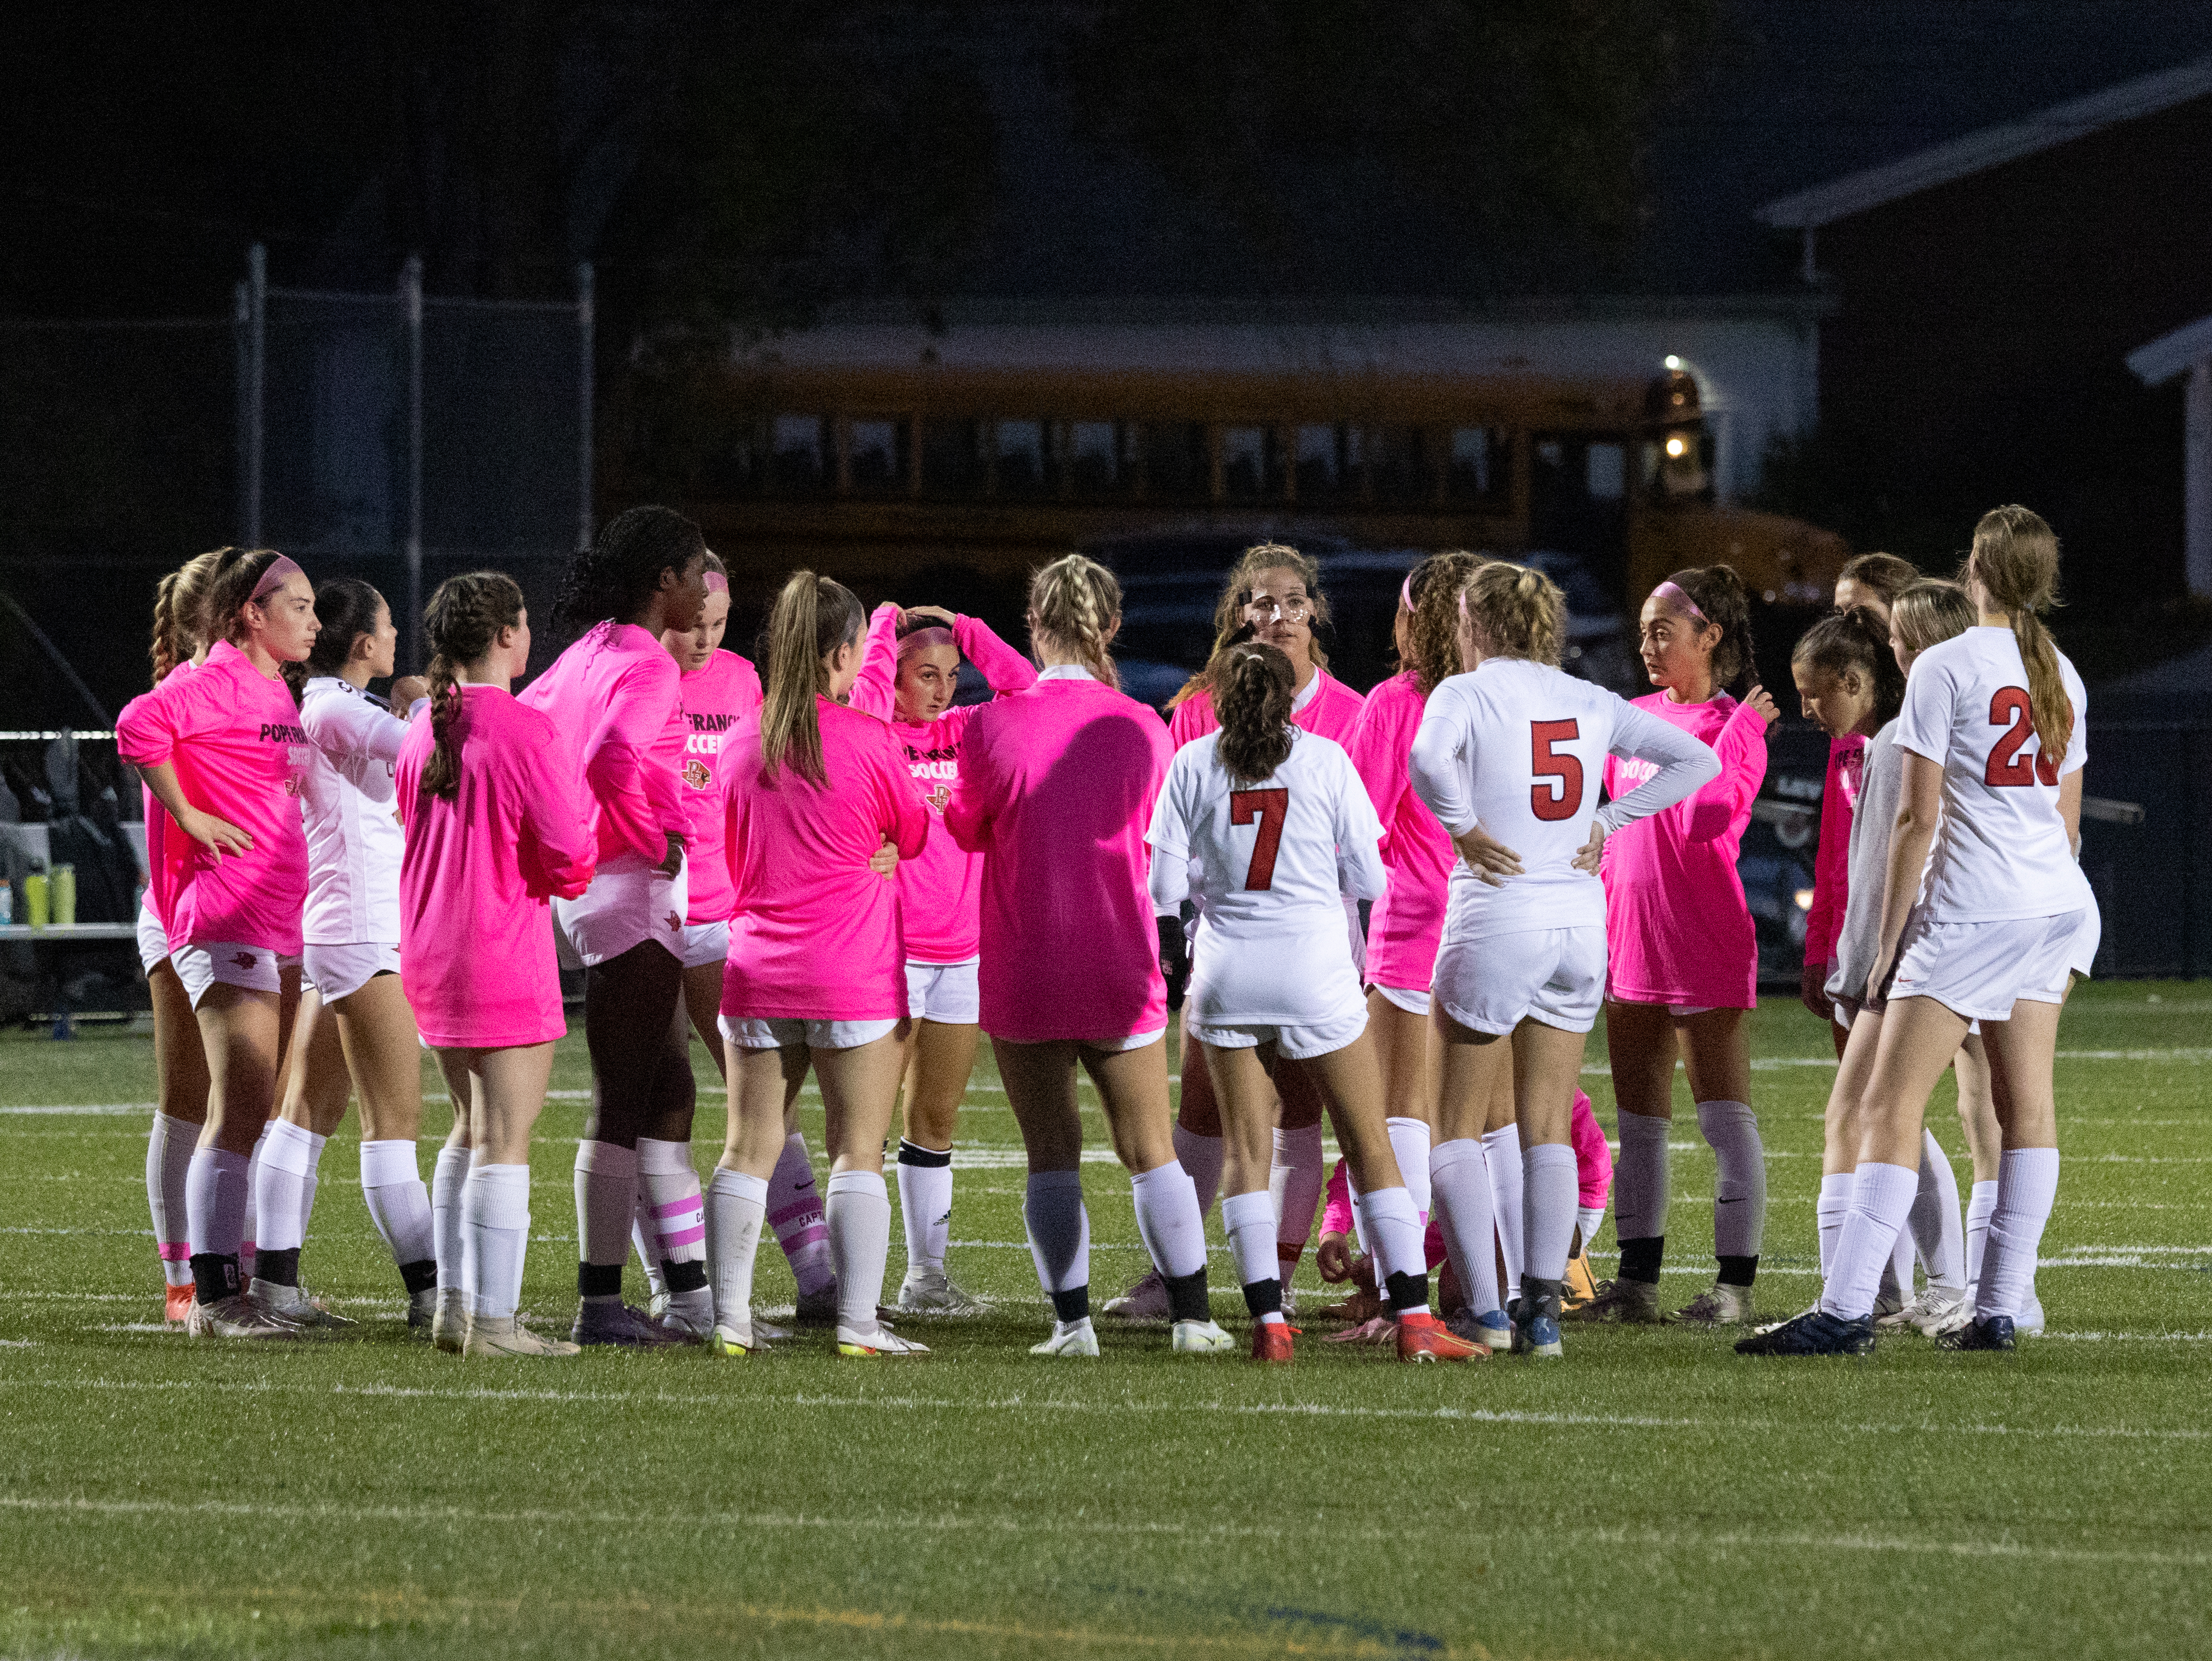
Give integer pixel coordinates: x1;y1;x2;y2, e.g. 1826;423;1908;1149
52;862;75;927
24;867;50;928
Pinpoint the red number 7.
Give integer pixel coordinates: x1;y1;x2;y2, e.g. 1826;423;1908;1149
1229;788;1289;890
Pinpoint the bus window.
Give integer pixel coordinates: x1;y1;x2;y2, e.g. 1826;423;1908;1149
849;417;907;494
923;419;984;495
1066;421;1123;494
1586;440;1626;502
1222;425;1276;500
1448;428;1507;502
772;415;829;495
1295;424;1357;502
995;420;1047;497
1370;427;1430;503
1144;423;1209;499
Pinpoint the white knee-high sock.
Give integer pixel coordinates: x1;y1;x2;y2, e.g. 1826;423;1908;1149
184;1145;250;1297
1428;1138;1500;1317
239;1121;271;1274
825;1169;892;1335
147;1112;197;1288
1385;1117;1432;1216
1913;1131;1966;1293
253;1119;318;1255
1964;1179;1999;1288
895;1140;954;1275
1023;1168;1091;1323
638;1136;708;1318
461;1162;530;1320
1355;1184;1428;1316
1979;1148;2059;1322
1270;1122;1326;1283
705;1167;768;1331
432;1144;470;1293
1818;1161;1918;1321
1613;1110;1670;1245
767;1133;834;1295
1521;1143;1579;1286
1816;1172;1851;1278
1129;1162;1208;1281
632;1179;666;1299
1884;1222;1915;1303
1481;1126;1525;1300
359;1139;436;1279
1222;1189;1284;1322
1171;1123;1225;1225
296;1128;327;1244
1696;1100;1766;1263
573;1139;638;1294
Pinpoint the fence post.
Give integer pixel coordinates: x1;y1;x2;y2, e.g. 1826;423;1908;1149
402;255;425;673
234;279;251;544
244;243;265;547
577;262;595;553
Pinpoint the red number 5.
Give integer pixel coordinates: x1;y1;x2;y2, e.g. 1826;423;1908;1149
1531;719;1583;821
1985;687;2059;787
1229;788;1289;890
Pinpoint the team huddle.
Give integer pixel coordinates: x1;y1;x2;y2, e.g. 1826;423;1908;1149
116;501;2093;1363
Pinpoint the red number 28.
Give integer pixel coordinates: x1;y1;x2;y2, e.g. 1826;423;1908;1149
1229;788;1289;890
1531;719;1583;821
1985;686;2059;788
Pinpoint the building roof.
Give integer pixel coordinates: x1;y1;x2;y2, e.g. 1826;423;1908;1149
2128;313;2212;386
1759;52;2212;229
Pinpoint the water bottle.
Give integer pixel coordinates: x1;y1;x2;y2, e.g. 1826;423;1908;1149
24;867;50;928
52;862;76;927
0;879;12;925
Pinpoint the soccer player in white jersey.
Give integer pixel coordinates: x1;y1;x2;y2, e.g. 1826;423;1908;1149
1408;562;1720;1358
1147;644;1483;1363
1743;505;2097;1356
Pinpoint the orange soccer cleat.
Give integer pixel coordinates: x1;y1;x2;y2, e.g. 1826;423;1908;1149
164;1283;195;1324
1250;1320;1297;1364
1395;1310;1488;1363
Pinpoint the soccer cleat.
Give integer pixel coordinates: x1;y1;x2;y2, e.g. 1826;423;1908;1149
708;1320;758;1356
1672;1282;1757;1326
1030;1319;1102;1358
406;1287;438;1334
1885;1285;1970;1335
753;1315;796;1343
1871;1287;1907;1321
1733;1309;1875;1357
1171;1318;1235;1354
897;1267;982;1314
1752;1304;1817;1336
1935;1314;2016;1352
251;1279;357;1332
836;1323;930;1357
1278;1280;1299;1320
570;1299;686;1348
1396;1312;1485;1363
1566;1277;1666;1325
431;1289;468;1354
1471;1308;1514;1352
655;1293;716;1343
2016;1293;2046;1336
1511;1280;1565;1358
184;1293;300;1340
1249;1320;1296;1363
163;1283;195;1324
462;1313;581;1358
1103;1268;1170;1322
794;1282;841;1327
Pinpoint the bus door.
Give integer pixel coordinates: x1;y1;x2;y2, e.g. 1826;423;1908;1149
1529;431;1630;595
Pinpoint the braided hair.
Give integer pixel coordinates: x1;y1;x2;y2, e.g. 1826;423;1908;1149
1028;555;1122;689
554;505;706;632
148;548;225;685
419;571;525;802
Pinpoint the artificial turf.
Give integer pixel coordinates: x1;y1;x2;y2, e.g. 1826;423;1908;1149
2;983;2208;1660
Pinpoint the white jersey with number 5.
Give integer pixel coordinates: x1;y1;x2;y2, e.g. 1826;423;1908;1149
1146;727;1387;1027
1409;659;1720;943
1892;626;2091;922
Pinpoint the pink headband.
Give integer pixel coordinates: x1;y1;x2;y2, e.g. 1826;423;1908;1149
897;625;957;661
702;571;729;595
1652;579;1706;624
250;554;304;602
1400;572;1417;612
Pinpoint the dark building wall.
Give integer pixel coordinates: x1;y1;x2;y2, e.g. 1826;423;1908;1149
1812;94;2211;600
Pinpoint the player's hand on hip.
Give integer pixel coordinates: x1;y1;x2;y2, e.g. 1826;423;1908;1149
1571;821;1608;874
1453;823;1523;887
180;807;252;861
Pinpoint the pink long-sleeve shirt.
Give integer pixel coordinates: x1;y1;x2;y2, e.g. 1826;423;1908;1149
396;686;596;1048
849;605;1038;964
1344;671;1454;992
718;697;929;1022
944;667;1174;1043
121;657;196;933
1165;666;1365;749
675;648;765;924
114;641;309;956
518;623;690;867
1600;692;1768;1010
1803;732;1866;972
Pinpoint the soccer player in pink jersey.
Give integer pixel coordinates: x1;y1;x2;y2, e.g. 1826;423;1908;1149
1412;561;1721;1358
946;554;1231;1358
848;592;1036;1314
1579;563;1780;1328
520;506;709;1346
1746;508;2096;1356
399;572;597;1357
1149;643;1481;1364
1105;544;1364;1321
702;571;930;1358
117;547;319;1339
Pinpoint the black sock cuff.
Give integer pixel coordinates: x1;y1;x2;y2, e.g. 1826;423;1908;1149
897;1140;952;1168
189;1252;240;1304
399;1259;439;1297
1051;1284;1091;1324
1717;1254;1759;1288
578;1262;624;1299
663;1258;709;1294
1382;1269;1430;1314
1618;1236;1665;1284
255;1247;302;1289
1240;1277;1284;1319
1163;1267;1210;1324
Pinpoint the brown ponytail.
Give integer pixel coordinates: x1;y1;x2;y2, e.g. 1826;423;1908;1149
199;547;288;648
1404;550;1488;695
419;571;524;802
1215;643;1296;785
760;570;865;787
1459;561;1565;667
1661;563;1759;695
1792;605;1905;726
1967;504;2071;762
149;548;225;685
1028;554;1122;689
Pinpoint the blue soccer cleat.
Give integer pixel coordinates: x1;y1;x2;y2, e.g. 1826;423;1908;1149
1733;1308;1875;1357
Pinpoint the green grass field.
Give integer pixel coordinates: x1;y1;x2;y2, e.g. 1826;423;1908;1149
3;984;2208;1660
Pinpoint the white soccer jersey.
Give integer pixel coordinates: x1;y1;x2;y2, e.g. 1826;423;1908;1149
1408;658;1720;943
1892;626;2092;922
1147;727;1387;1027
298;677;413;945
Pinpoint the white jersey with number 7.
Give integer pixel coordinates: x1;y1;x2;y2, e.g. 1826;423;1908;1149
1409;659;1721;944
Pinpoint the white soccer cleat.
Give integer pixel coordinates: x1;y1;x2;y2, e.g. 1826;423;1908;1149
462;1313;581;1358
2017;1292;2046;1336
1103;1268;1170;1321
430;1288;468;1354
1888;1285;1971;1335
1030;1319;1101;1358
837;1323;930;1357
752;1315;795;1342
1170;1318;1235;1354
655;1292;716;1342
897;1267;982;1314
251;1279;356;1332
709;1320;758;1356
185;1293;300;1340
